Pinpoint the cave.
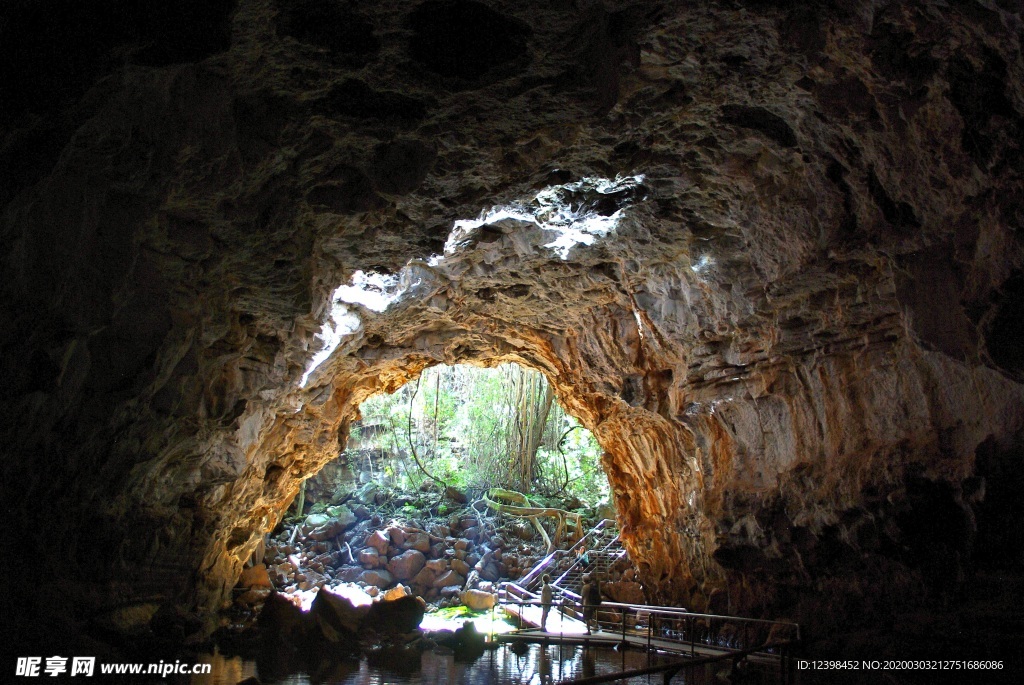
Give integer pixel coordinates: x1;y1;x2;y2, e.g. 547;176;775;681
2;0;1024;681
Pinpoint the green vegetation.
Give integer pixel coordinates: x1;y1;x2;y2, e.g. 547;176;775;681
348;364;609;507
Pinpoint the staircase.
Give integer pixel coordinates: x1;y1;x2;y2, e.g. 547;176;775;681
516;519;627;600
552;524;626;596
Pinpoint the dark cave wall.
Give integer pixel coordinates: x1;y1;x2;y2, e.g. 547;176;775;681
2;0;1024;644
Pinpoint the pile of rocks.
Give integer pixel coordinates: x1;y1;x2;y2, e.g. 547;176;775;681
236;490;560;615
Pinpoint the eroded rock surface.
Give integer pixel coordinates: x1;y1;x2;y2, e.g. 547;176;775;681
2;0;1023;648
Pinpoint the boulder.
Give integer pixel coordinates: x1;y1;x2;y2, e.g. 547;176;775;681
337;566;363;582
359;547;381;568
310;585;370;641
460;589;497;611
403;531;431;553
450;558;471;577
383;584;409;601
387;549;427;581
364;595;426;635
410;566;438;588
604;580;645;604
366;530;389;555
359;569;395;588
387;526;407;547
238;563;273;589
236;587;272;605
259;592;309;639
326;505;358;530
433;570;466;589
425;558;448;573
454;539;471;551
477;563;500;582
445;486;468;503
304;513;331;529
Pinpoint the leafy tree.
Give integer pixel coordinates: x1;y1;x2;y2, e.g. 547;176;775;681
346;364;608;506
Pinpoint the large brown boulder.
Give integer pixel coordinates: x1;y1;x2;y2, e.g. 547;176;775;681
387;549;426;581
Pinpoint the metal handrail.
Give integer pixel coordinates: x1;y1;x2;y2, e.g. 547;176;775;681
497;593;801;652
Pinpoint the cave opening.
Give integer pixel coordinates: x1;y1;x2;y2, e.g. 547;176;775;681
258;361;630;618
298;362;610;510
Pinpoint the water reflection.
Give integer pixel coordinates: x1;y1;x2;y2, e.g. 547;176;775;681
194;641;685;685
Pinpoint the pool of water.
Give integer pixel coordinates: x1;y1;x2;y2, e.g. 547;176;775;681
190;641;703;685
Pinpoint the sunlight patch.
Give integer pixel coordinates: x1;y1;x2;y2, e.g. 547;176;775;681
334;270;404;312
300;301;361;388
444;174;645;260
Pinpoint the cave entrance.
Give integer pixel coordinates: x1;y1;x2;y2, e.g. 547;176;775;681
259;362;629;613
294;362;611;517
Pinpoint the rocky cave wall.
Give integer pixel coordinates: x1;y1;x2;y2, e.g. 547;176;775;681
2;0;1024;645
